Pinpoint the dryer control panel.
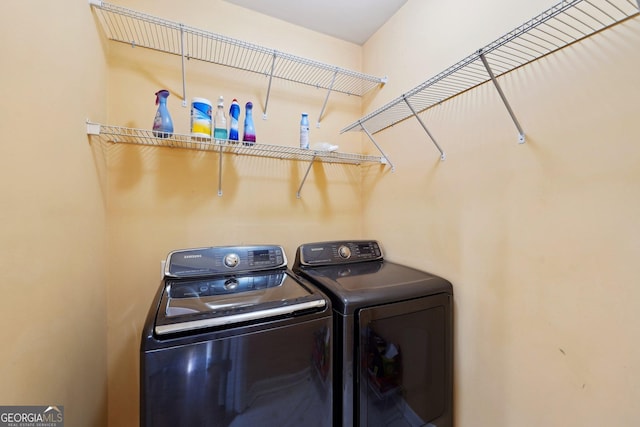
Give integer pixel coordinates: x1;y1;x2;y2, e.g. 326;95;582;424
296;240;383;266
165;245;286;278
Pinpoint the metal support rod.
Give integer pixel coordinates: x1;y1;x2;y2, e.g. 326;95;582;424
360;122;395;172
479;51;525;143
217;144;223;196
317;69;338;127
263;52;277;120
180;25;187;107
296;155;317;198
402;96;446;161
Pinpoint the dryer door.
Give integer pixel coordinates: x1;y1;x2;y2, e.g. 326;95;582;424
357;293;453;427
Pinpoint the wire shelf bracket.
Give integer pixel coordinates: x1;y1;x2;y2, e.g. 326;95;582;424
478;51;526;144
88;0;387;123
358;122;395;172
262;52;278;120
317;69;338;128
217;143;224;196
179;24;187;107
403;95;446;160
341;0;639;156
296;154;317;199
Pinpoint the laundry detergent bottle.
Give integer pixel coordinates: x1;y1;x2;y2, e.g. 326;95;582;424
242;101;256;145
228;98;240;142
152;89;173;138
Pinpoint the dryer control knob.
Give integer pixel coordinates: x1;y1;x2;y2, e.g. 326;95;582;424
338;245;351;259
224;253;240;268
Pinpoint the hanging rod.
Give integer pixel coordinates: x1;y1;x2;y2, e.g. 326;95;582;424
342;0;639;144
89;0;386;122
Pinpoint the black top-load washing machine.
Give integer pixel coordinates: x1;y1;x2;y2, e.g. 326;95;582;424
141;245;333;427
293;240;453;427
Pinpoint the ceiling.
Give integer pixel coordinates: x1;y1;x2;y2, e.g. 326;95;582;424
223;0;408;45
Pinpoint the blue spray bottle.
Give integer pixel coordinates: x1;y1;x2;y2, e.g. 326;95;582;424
242;101;256;146
228;98;240;142
152;89;173;138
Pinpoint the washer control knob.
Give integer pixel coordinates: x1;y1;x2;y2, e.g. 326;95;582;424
224;253;240;268
338;245;351;259
224;278;239;290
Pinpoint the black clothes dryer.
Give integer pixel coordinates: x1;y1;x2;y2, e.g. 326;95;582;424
141;245;332;427
293;240;453;427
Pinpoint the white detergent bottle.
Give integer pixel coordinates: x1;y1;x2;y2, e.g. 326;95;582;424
300;113;310;149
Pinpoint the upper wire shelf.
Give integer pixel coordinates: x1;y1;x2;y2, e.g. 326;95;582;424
342;0;639;136
86;122;384;166
89;1;386;98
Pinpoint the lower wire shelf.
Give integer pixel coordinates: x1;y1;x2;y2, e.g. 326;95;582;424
86;122;386;198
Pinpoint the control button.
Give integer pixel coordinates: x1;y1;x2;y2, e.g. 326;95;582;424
224;278;239;290
224;253;240;268
338;245;351;259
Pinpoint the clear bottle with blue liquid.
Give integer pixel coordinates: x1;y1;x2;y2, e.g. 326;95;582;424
213;96;228;143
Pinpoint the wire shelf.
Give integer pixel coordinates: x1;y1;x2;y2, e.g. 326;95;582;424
89;0;386;97
86;122;385;166
342;0;639;135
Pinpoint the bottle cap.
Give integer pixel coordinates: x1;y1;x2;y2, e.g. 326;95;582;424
192;97;212;106
155;89;170;105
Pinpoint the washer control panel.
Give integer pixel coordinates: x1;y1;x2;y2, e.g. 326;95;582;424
296;240;383;266
165;245;287;278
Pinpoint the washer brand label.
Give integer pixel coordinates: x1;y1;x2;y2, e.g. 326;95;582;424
183;254;202;259
0;406;64;427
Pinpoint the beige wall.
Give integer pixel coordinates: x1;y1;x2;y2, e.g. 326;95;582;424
0;1;108;426
363;0;640;426
2;0;638;426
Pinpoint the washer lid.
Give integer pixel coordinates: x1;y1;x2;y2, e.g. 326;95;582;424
296;260;452;315
154;270;326;335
